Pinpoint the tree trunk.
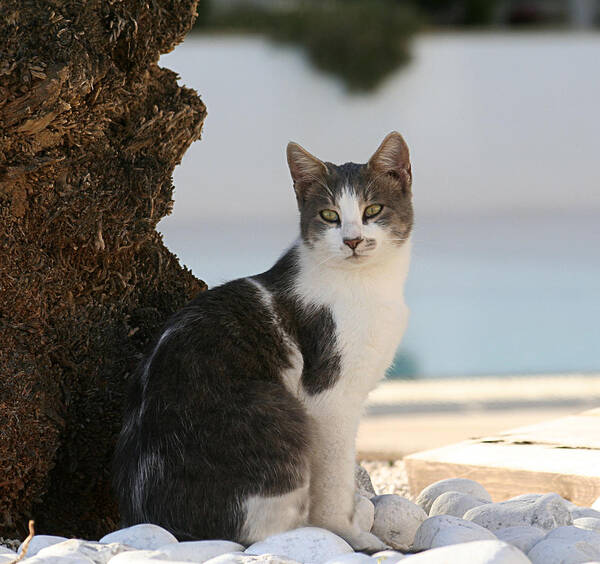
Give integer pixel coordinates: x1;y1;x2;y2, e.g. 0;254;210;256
0;0;206;539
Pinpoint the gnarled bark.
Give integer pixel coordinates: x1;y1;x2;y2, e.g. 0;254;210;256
0;0;206;538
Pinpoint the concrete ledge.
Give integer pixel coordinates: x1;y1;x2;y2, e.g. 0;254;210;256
366;373;600;413
404;408;600;505
358;374;600;459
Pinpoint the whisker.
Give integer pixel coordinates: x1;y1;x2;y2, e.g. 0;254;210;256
304;174;336;200
315;254;337;267
363;171;389;199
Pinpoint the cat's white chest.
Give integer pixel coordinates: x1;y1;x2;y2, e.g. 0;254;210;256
330;282;408;396
294;244;411;404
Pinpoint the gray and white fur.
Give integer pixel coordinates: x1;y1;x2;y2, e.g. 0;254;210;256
113;132;414;552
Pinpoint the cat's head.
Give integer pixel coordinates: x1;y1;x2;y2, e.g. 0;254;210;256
287;132;413;268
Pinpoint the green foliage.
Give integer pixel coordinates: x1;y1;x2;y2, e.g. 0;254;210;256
194;0;420;93
409;0;499;26
462;0;498;25
390;350;419;379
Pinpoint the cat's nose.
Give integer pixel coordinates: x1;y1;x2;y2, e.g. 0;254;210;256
343;237;363;250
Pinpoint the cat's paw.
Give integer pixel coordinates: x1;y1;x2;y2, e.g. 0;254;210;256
343;530;390;554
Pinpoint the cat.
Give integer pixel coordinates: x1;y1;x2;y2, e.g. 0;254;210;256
113;131;413;552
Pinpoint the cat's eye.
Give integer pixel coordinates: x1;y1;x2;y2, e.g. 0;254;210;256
320;209;339;223
364;204;383;219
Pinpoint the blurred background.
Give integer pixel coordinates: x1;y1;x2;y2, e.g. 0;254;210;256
158;0;600;455
158;0;600;384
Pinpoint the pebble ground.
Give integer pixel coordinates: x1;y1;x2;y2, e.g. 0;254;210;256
361;460;412;499
0;460;409;551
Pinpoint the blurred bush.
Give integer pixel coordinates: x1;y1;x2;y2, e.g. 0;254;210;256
412;0;499;26
191;0;595;91
390;350;420;379
193;0;420;93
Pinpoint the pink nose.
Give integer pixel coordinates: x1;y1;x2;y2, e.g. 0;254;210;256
343;237;363;250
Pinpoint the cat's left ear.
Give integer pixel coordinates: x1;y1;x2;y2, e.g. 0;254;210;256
287;142;329;203
368;132;412;191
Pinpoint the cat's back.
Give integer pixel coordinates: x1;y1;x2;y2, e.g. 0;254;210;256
114;273;311;540
140;276;293;397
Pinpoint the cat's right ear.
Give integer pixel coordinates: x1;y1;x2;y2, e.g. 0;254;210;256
286;142;328;203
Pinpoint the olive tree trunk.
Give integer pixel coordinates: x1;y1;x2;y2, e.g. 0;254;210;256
0;0;206;539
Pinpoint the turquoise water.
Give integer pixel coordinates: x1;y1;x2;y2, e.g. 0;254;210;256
159;33;600;378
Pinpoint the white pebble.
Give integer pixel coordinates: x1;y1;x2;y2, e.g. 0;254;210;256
570;507;600;520
574;517;600;533
35;540;132;564
464;492;572;532
403;540;530;563
18;535;69;557
494;526;545;553
372;550;406;562
507;494;544;502
356;465;377;499
108;559;191;564
415;479;491;515
429;491;490;518
323;554;375;564
528;538;600;564
507;492;574;507
245;527;352;564
205;553;301;564
118;560;198;564
412;515;496;551
353;495;375;533
201;553;245;564
107;550;164;563
153;540;245;562
100;525;178;550
371;495;427;551
26;554;96;564
545;525;600;551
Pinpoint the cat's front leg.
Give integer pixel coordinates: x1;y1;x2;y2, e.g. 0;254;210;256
307;408;388;553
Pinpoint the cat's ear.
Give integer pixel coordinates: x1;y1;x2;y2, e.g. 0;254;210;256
286;142;328;201
368;132;412;189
